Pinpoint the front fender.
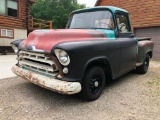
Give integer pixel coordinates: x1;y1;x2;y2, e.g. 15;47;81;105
10;39;24;47
51;39;121;82
83;56;113;79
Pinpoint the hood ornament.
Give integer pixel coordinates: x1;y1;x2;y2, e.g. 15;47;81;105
27;46;44;52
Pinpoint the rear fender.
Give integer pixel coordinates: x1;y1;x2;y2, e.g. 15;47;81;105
137;40;154;64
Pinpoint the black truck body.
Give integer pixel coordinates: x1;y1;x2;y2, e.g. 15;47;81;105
11;6;154;101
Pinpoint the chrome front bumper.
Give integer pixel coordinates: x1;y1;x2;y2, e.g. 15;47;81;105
11;65;81;94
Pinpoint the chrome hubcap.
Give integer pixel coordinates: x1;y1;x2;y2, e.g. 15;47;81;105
145;61;147;65
94;81;99;87
89;73;102;95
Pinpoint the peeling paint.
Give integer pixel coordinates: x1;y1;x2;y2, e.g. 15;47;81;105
21;29;107;52
12;65;81;94
137;40;154;64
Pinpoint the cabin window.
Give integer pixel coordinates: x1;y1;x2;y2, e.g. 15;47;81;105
0;29;14;38
0;0;18;17
7;0;18;17
0;0;6;15
116;13;131;33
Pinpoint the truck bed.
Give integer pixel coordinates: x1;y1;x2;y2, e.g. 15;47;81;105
136;37;154;66
137;37;152;41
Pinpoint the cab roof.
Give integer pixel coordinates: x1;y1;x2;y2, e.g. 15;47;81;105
71;6;128;15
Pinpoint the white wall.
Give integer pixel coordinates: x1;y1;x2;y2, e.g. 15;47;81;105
0;28;27;46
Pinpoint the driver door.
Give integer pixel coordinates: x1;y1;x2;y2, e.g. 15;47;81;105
116;12;137;74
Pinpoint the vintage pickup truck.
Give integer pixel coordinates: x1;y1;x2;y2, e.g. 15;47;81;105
11;6;154;101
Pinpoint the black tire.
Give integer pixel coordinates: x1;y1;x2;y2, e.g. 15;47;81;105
81;66;105;101
136;54;150;74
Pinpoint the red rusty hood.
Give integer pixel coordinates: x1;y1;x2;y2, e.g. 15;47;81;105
21;29;106;52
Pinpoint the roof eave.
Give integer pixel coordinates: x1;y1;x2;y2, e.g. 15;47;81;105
95;0;100;6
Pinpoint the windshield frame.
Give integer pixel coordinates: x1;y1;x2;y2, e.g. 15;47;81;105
66;9;116;30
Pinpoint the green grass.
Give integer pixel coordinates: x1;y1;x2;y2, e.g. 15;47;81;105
147;76;160;96
147;76;160;86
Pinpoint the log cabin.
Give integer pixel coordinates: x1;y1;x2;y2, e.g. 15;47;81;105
0;0;52;54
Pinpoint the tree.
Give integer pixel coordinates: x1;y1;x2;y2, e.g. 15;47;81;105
30;0;86;29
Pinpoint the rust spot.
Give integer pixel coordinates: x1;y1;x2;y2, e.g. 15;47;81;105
49;55;64;77
11;65;81;94
52;64;56;70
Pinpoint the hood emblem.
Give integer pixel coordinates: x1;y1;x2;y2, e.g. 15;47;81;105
27;46;44;52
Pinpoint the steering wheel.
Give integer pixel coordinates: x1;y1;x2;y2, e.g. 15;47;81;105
95;22;112;29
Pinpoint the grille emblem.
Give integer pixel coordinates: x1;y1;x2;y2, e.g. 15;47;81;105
27;46;44;52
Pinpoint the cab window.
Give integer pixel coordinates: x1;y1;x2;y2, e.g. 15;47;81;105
116;13;131;33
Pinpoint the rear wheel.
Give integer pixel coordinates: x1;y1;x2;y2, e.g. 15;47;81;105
136;54;150;74
81;66;105;101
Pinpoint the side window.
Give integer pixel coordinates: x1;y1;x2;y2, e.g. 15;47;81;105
116;13;131;33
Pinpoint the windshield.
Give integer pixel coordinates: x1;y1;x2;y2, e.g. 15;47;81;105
68;10;114;30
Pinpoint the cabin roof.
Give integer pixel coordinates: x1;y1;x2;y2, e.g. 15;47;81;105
71;6;128;15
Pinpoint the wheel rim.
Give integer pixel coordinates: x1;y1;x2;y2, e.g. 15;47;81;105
89;73;102;95
144;56;149;71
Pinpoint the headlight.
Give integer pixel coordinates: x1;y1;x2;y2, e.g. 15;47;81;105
11;44;18;53
54;49;70;66
59;50;68;63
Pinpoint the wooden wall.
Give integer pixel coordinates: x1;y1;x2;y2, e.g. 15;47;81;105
0;0;33;29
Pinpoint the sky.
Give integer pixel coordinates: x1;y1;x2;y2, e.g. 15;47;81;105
77;0;97;7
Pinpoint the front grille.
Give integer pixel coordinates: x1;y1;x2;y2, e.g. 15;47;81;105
18;50;58;77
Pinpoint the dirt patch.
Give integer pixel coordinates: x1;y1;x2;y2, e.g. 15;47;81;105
0;61;160;120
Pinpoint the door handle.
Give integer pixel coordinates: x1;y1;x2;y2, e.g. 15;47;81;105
130;33;135;37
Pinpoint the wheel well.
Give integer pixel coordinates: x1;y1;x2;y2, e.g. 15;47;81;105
147;51;152;58
85;59;112;80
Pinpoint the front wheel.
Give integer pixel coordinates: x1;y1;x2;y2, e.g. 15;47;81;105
136;54;150;74
81;66;105;101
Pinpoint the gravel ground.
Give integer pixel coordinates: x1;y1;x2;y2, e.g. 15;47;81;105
0;61;160;120
0;55;16;79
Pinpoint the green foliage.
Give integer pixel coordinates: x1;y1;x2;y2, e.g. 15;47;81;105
30;0;86;29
